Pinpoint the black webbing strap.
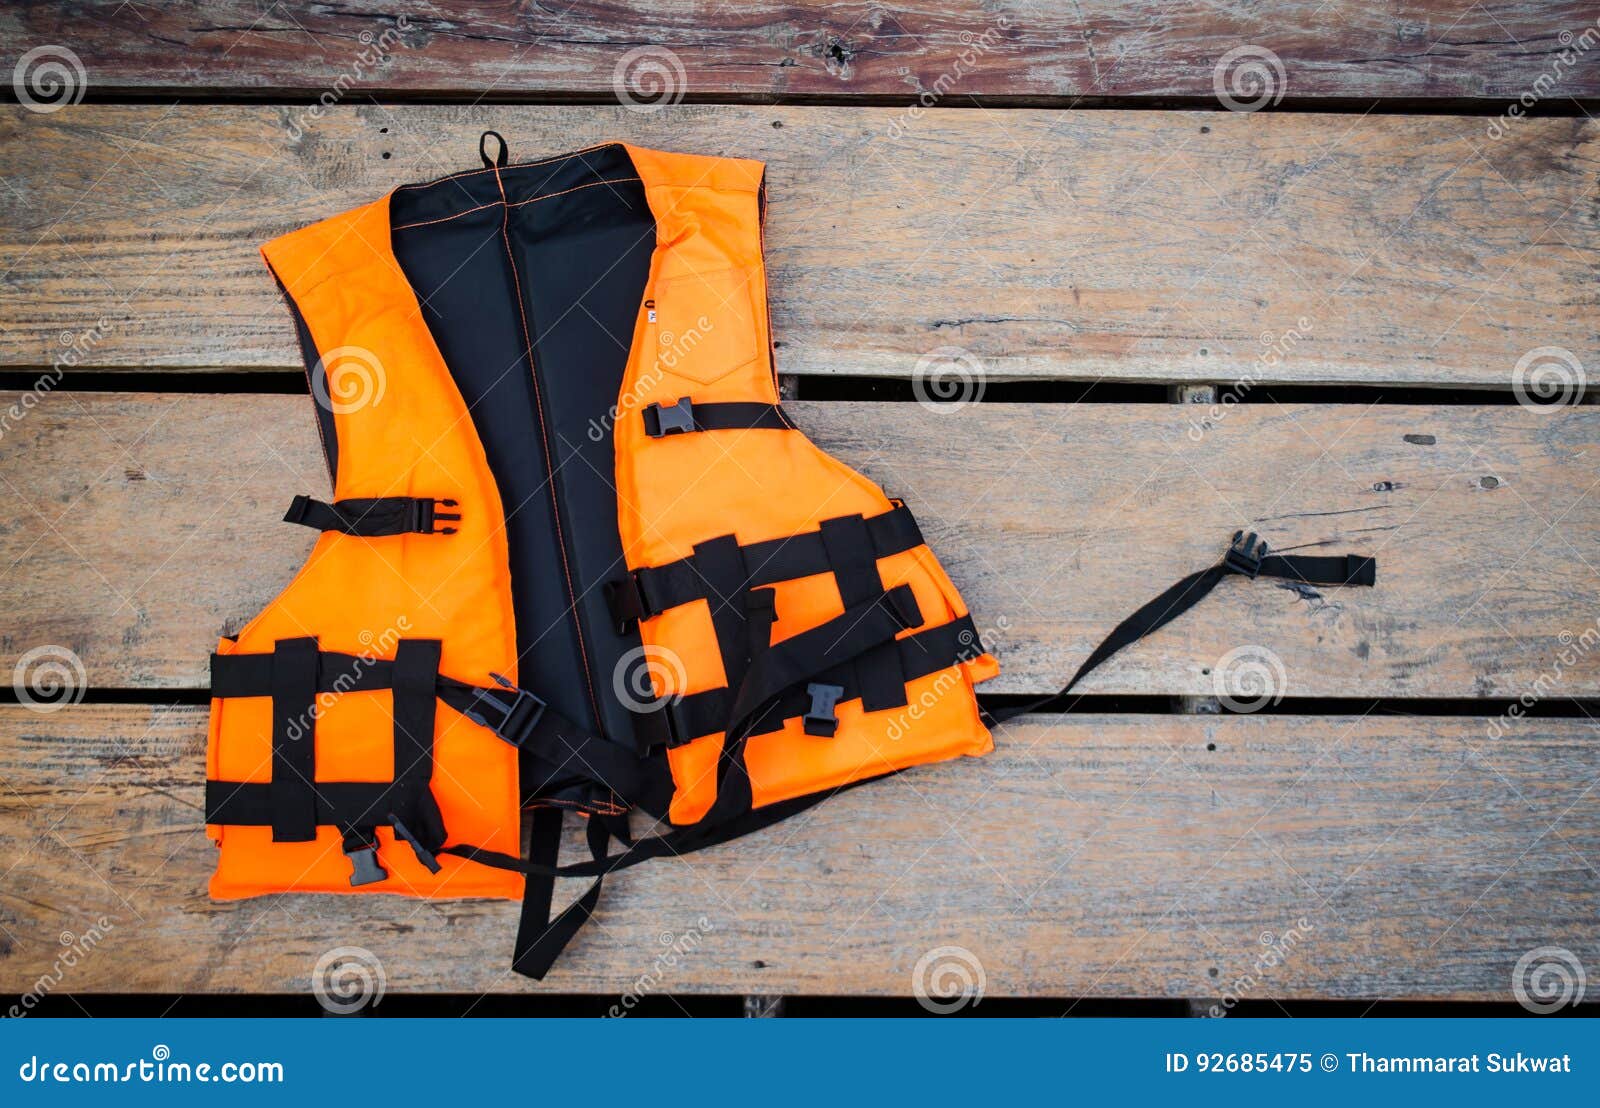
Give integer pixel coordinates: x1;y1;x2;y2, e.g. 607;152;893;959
390;640;446;868
283;494;460;536
269;637;319;842
660;615;982;745
608;502;924;630
821;514;907;714
986;531;1376;725
642;398;789;438
211;648;635;794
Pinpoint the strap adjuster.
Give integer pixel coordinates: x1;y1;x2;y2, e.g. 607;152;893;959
643;398;695;437
284;493;312;525
410;497;461;535
803;683;846;738
1224;530;1267;578
460;673;548;750
605;574;656;633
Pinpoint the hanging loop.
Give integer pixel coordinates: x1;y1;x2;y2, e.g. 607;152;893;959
479;130;509;170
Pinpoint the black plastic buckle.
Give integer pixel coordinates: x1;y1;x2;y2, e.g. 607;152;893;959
803;683;845;738
343;830;388;887
409;497;461;535
461;673;548;750
644;398;695;437
1224;530;1268;578
605;574;655;633
388;813;443;874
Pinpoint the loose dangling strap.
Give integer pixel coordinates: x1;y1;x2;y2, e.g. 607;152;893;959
985;531;1376;725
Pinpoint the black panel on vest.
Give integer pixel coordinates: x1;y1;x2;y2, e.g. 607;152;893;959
389;145;656;751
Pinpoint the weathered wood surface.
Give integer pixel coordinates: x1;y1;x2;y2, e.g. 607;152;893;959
2;105;1594;387
4;2;1596;102
2;705;1593;998
4;392;1596;699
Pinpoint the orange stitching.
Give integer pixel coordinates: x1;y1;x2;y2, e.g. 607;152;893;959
493;163;606;729
393;141;623;192
392;201;500;231
508;177;642;208
391;179;642;232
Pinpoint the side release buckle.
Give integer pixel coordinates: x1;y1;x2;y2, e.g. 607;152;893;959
461;673;548;750
803;683;846;738
409;497;461;535
643;398;695;437
343;829;388;887
1224;530;1268;579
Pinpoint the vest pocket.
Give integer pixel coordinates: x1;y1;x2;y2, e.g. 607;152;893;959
652;266;760;385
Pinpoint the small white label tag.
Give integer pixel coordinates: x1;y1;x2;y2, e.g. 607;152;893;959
647;308;657;323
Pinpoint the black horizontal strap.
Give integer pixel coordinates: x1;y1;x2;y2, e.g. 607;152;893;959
207;778;409;830
1258;552;1376;587
625;501;925;622
284;494;460;536
659;614;984;747
211;649;394;699
642;398;789;438
212;650;637;796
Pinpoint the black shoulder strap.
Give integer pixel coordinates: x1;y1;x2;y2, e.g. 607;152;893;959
986;531;1375;725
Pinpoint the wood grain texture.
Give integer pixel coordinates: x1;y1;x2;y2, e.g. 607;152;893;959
4;392;1597;699
2;105;1594;386
1;705;1594;998
4;2;1596;102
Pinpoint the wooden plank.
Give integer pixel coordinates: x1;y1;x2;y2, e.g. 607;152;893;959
2;105;1594;387
4;2;1595;102
3;392;1597;699
1;704;1594;999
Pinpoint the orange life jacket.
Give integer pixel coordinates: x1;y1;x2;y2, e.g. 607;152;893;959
205;134;1376;977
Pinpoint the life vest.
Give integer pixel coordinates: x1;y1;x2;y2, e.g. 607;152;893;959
206;134;1376;978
